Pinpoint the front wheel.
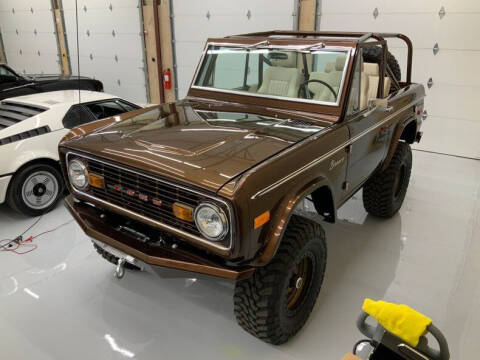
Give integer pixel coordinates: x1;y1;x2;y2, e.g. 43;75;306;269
7;163;64;216
363;141;412;218
234;215;327;344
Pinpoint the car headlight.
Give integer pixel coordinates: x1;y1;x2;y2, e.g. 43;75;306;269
194;203;228;241
68;158;89;190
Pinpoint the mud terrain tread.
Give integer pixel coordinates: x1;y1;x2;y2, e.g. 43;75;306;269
363;142;412;218
233;215;326;344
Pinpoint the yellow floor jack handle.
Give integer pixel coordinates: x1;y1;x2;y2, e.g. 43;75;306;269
345;299;450;360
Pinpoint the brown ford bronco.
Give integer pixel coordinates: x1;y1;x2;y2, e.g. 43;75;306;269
60;31;425;344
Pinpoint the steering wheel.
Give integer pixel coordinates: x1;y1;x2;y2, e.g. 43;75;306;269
298;79;337;100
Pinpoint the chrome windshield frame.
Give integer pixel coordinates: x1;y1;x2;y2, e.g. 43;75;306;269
190;42;352;107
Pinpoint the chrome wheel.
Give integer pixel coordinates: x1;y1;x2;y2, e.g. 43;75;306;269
21;171;59;210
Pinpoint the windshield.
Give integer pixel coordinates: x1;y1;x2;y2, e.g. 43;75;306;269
193;46;349;105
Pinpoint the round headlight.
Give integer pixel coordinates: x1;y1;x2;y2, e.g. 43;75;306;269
194;203;228;241
68;158;89;190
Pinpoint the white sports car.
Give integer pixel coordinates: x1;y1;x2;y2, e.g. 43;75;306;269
0;90;141;216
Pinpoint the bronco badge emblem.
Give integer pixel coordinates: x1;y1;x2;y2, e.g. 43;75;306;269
329;157;345;171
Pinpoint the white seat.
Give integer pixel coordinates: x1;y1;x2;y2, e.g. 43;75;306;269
308;54;346;102
257;52;302;98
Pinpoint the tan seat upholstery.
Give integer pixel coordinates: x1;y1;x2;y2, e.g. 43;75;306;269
359;62;392;110
257;52;302;98
324;61;335;73
384;77;392;96
362;63;379;109
308;54;347;102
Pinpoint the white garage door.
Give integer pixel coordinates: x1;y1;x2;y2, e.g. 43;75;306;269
318;0;480;159
172;0;296;98
0;0;60;75
63;0;148;104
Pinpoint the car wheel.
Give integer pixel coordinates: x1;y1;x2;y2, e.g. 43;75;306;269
233;215;327;344
93;243;140;270
362;141;412;218
7;163;64;217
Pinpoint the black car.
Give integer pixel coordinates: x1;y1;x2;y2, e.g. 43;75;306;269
0;63;103;100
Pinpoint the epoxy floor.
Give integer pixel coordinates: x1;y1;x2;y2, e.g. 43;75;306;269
0;150;479;359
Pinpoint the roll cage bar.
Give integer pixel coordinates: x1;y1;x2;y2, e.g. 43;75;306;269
227;31;413;99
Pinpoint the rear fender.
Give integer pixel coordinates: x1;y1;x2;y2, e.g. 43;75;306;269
382;117;416;171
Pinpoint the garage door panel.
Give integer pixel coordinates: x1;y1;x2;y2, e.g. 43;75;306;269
70;56;145;85
174;15;292;43
67;32;144;59
173;0;295;98
176;66;194;100
321;12;480;51
174;0;293;16
63;0;147;103
0;0;60;75
441;0;480;12
322;1;480;15
2;12;55;35
425;84;478;122
101;81;148;105
174;42;204;70
437;14;480;50
321;14;439;50
319;0;479;158
414;117;480;159
390;47;480;89
321;0;438;14
63;2;142;35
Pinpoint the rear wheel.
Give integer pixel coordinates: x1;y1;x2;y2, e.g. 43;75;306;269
7;163;64;217
233;215;326;344
363;142;412;218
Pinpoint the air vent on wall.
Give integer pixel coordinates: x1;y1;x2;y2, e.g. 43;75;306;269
0;102;47;130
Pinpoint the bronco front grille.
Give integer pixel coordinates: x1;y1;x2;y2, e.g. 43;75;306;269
85;157;204;237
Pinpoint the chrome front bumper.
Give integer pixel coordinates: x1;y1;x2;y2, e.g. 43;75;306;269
64;195;254;280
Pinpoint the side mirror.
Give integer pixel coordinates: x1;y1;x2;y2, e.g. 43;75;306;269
366;98;393;115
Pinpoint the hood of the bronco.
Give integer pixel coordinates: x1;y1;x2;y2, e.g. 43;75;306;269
64;99;326;192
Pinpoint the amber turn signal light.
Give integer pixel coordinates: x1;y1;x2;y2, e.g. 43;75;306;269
254;210;270;229
173;202;194;222
88;173;104;189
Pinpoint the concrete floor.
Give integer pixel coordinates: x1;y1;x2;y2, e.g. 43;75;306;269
0;150;479;359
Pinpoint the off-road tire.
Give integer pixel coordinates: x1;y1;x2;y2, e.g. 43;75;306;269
233;215;327;344
93;243;140;270
362;46;401;82
363;142;412;218
7;163;64;217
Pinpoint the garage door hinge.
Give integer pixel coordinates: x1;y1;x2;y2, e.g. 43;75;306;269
438;6;446;19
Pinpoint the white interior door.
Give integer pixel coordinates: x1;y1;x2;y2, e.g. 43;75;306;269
63;0;148;104
0;0;60;75
172;0;296;98
318;0;480;159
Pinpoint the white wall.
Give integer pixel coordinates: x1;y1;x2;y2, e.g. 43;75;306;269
318;0;480;159
172;0;296;98
0;0;60;75
62;0;148;104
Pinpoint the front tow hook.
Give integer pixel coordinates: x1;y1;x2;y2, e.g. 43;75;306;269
115;258;126;279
